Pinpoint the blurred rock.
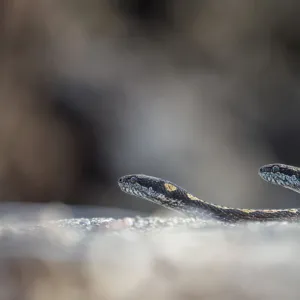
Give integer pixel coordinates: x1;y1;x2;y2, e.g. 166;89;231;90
0;216;300;299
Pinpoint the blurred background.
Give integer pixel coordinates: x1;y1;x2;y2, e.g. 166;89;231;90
1;0;300;219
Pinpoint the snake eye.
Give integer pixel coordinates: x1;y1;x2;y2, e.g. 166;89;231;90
272;165;280;173
130;176;138;184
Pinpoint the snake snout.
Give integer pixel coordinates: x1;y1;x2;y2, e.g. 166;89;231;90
259;166;267;174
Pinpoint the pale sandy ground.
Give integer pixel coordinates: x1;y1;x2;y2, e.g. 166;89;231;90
0;215;300;300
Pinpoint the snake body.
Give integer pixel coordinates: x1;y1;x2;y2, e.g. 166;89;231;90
118;163;300;222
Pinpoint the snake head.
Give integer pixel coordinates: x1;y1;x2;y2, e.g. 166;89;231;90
118;174;166;200
259;163;300;191
118;174;187;208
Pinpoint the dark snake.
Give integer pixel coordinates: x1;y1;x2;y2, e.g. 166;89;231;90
118;163;300;222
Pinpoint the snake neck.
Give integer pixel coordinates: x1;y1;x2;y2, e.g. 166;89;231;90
175;197;235;220
149;193;234;220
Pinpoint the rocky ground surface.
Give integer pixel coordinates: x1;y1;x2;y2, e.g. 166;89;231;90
0;215;300;300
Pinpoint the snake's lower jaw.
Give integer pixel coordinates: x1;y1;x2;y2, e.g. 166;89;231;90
258;172;271;183
259;172;279;185
118;184;130;195
119;184;146;199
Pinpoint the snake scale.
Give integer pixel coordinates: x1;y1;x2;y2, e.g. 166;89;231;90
118;163;300;222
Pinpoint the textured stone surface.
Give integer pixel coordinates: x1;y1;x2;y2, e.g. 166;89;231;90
0;216;300;299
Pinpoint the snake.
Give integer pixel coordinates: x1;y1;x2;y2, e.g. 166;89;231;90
118;163;300;222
